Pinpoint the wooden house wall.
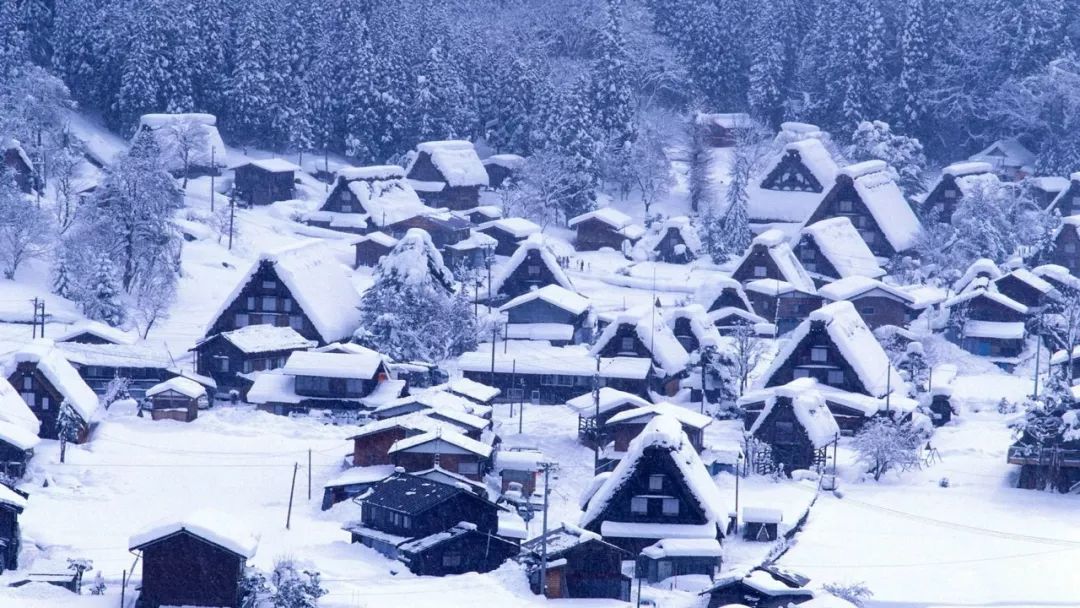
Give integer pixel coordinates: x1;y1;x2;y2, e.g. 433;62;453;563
609;421;703;453
805;176;899;257
636;554;719;582
362;492;498;537
760;151;824;192
0;440;31;479
582;447;714;553
480;226;523;256
6;362;87;442
234;166;295;206
965;296;1026;322
0;506;18;571
594;324;653;360
705;288;751;313
654;229;694;263
463;370;648;405
138;532;245;608
485;164;514;189
391;451;488;480
355;241;394;268
1049;182;1080;217
403;530;517;576
193;338;302;392
746;396;823;472
671;317;700;353
995;275;1047;309
764;321;869;394
148;391;199;422
575;219;628;252
845;294;910;329
547;540;629;599
205;261;323;343
409;155;481;210
921;175;963;221
386;216;469;249
2;148;34;193
1049;227;1080;276
505;298;581;326
793;236;841;283
706;581;813;608
732;245;782;284
776;293;824;335
496;250;564;299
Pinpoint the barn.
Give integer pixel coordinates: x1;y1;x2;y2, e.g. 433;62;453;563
128;510;257;608
204;242;364;345
406;140;489;210
232;158;299;206
793;217;885;286
568;207;645;252
802;160;922;258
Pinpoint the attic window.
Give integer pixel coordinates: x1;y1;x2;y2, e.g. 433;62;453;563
648;474;664;491
620;337;636;352
944;189;957;199
810;347;828;362
753;266;768;278
341;204;352;213
827;370;845;385
21;376;31;390
442;553;462;567
261;280;277;289
862;231;877;243
804;262;817;273
803;248;816;260
838;199;854;212
793;369;810;379
662;498;679;516
341;191;352;201
1066;243;1077;253
631;497;648;514
528;264;541;276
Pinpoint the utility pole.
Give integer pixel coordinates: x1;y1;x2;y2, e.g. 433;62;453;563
885;365;891;414
593;355;601;469
210;146;216;212
538;462;556;599
509;359;517;418
1033;315;1042;398
286;462;298;529
31;298;38;339
699;347;710;415
39;300;45;338
228;192;236;250
519;367;525;435
490;324;498;386
307;449;312;501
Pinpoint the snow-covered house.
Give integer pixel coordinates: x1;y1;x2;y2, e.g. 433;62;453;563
664;305;722;355
306;165;433;234
695;112;750;147
477;217;542;256
347;411;479;468
488;234;573;301
579;415;728;554
54;340;178;397
1028;175;1070;208
321;465;397;510
567;387;653;443
954;258;1003;294
458;341;653;404
942;288;1029;362
246;349;394;416
745;378;839;475
193;325;316;395
695;278;772;335
701;566;816;608
1047;172;1080;216
352;231;399;268
0;378;38;479
993;268;1055;311
747;138;839;226
0;377;40;437
441;229;498;270
144;377;208;422
385;211;472;251
493;448;547;495
54;321;136;345
442;377;500;406
803;160;922;258
633;216;701;264
370;388;492;422
135;113;227;178
2;341;99;442
128;510;257;608
0;485;26;572
816;276;918;330
920;161;1000;222
1044;216;1080;277
590;306;691;394
499;284;591;345
205;242;364;345
742;301;911;432
388;426;494;481
2;139;37;193
968;137;1036;181
732;229;816;292
635;536;723;583
601;402;713;460
482;153;524;189
233;158;300;206
569;207;645;252
406;140;490;210
744;279;823;335
519;524;631;600
345;471;518;575
793;217;885;286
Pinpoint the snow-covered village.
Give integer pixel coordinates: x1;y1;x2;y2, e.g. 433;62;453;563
1;1;1080;607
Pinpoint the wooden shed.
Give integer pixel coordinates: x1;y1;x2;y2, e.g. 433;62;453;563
406;140;489;210
233;159;299;206
520;525;631;600
144;377;207;422
353;232;399;268
2;140;36;193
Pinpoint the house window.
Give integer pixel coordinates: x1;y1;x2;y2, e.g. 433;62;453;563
442;553;462;568
246;296;256;309
508;388;524;400
804;262;817;273
810;347;828;362
262;296;277;312
458;461;480;476
662;498;680;516
803;247;816;260
341;191;352;201
620;337;635;352
528;264;541;276
1066;243;1077;253
21;376;32;390
753;266;768;278
649;474;664;491
775;420;795;441
827;370;845;385
402;515;411;529
630;497;648;514
557;375;575;387
217;358;230;372
20;393;33;407
531;390;540;403
261;280;277;290
541;375;556;386
282;299;293;312
341;204;353;213
235;313;249;326
862;231;876;243
944;189;957;199
41;397;50;411
793;369;810;379
859;306;876;315
838;199;854;212
289;315;304;330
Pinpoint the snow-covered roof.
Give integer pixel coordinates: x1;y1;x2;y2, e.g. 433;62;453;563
459;342;652;379
664;304;722;351
799;218;884;280
734;230;816;293
998;268;1054;294
445;377;501;403
969;138;1036;169
338;165;405;181
836;161;921;252
942;288;1029;315
208;242;364;343
499;284;590;316
786;139;839;187
503;323;575;342
634;216;703;260
707;306;769;327
568;207;635;230
136;113;227;173
484;154;525;170
2;341;99;421
744;278;798;296
376;228;456;293
489;234;574;296
748;378;840;448
1033;264;1080;291
318;168;432;228
761;301;903;398
566;387;652;416
55;341;175;369
0;484;27;510
353;232;399;248
581;415;727;531
129;509;259;558
742;506;784;524
817;276;915;304
347;411;462;440
55;321;136;345
410;140;489;187
324;464;397;488
445;230;498;251
943;161;994;178
963;320;1025;340
695;112;750;128
590;306;690;375
240;158;300;173
2;138;32;170
694;276;753;312
282;350;384;380
641;537;722;559
388;428;493;458
1030;175;1070;193
0;418;39;451
0;377;39;435
743;569;815;597
954;258;1003;293
217;325;316;354
145;377;206;400
479;217;542;239
604;402;713;430
494;449;548;473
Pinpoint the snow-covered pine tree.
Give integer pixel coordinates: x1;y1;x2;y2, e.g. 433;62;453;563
81;253;124;326
719;162;752;259
897;0;929;133
542;83;600;222
52;244;78;300
57;399;82;463
270;0;315;155
846;121;927;196
747;1;785;129
227;4;275;144
589;0;635;149
0;0;26;78
840;0;887;128
17;0;53;66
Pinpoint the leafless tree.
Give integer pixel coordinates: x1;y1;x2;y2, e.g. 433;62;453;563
166;118;211;188
731;321;766;396
0;170;53;279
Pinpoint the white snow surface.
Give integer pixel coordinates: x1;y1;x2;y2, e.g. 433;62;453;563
136;113;228;173
282;350;384;380
411;140;489;187
799;217;884;280
489;234;574;296
129;508;259;558
1;340;99;421
144;377;206;400
0;377;40;434
217;325;316;354
747;378;840;448
841;163;922;252
499;284;590;316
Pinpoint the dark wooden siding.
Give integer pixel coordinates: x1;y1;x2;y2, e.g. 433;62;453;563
732;245;782;284
355;240;395;268
793;235;841;283
505;299;580;325
495;249;564;300
760;151;825;193
764;321;869;395
205;261;322;343
234;165;295;206
1049;228;1080;276
805;176;899;257
845;294;910;330
575;219;629;252
6;362;88;442
138;532;245;608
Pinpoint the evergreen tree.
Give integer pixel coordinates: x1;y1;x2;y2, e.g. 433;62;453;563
897;0;929;131
18;0;53;66
747;1;785;128
270;0;315;154
82;254;124;326
52;244;77;300
0;0;27;77
542;83;600;221
720;164;752;258
227;4;274;143
588;0;635;148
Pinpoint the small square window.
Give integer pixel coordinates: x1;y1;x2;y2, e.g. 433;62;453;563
631;497;648;514
753;266;768;278
340;204;352;213
1066;243;1077;253
262;296;276;312
443;553;462;567
341;191;352;201
648;475;664;491
810;347;828;362
804;262;817;273
620;337;635;352
21;376;31;390
862;231;876;243
459;461;480;475
217;358;230;372
803;248;816;260
793;369;810;379
838;200;854;212
235;313;249;327
662;498;679;516
289;316;304;330
20;392;33;406
827;370;845;385
859;306;876;315
41;397;50;411
528;265;541;276
944;189;957;199
246;296;256;309
261;280;276;290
